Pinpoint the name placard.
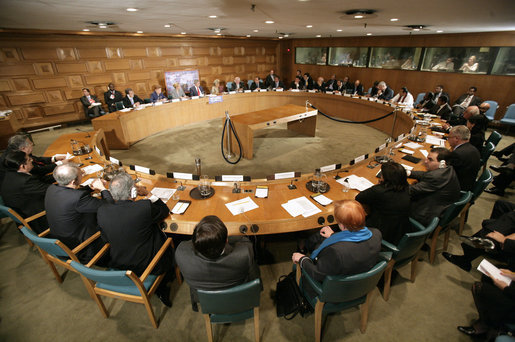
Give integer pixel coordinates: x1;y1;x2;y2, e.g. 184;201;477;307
320;164;342;173
275;88;284;92
229;91;236;94
129;165;155;175
244;90;251;93
208;95;223;104
350;154;368;165
94;145;101;155
109;156;121;165
375;143;387;153
259;89;267;92
191;96;199;100
171;99;180;103
275;171;295;179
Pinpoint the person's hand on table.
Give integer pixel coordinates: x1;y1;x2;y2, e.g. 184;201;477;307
90;178;107;192
136;184;148;196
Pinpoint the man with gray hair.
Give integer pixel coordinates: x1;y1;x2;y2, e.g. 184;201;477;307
188;79;204;97
375;81;394;101
45;164;113;257
448;125;481;191
97;172;174;307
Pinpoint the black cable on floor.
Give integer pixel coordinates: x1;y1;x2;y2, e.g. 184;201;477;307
308;103;395;124
221;116;243;164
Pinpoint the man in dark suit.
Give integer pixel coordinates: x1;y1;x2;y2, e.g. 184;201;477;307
229;77;246;92
80;88;104;118
325;74;337;91
408;147;461;225
1;151;53;233
97;172;174;306
264;69;276;89
313;77;326;92
104;83;123;113
433;85;449;103
122;88;144;108
341;76;352;92
290;76;303;90
45;164;113;258
430;95;453;121
350;80;364;96
452;86;482;116
188;79;204;97
376;81;394;101
303;73;314;90
448;126;481;191
175;215;260;310
272;76;285;90
250;77;264;91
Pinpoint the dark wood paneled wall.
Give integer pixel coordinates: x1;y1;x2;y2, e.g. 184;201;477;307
280;31;515;119
0;32;279;128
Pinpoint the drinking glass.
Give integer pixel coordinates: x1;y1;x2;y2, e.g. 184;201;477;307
198;175;211;196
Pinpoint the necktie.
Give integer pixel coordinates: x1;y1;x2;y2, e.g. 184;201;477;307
400;95;405;103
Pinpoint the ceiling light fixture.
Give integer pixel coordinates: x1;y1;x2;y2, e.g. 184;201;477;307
306;25;312;28
316;34;321;37
278;36;283;39
246;35;251;37
209;15;217;18
126;8;138;12
436;30;443;33
354;15;364;19
181;32;186;34
216;33;222;36
82;28;90;32
390;18;399;22
366;33;372;36
337;29;342;32
253;29;259;32
136;31;143;33
343;9;376;20
99;25;107;29
284;34;289;37
164;24;171;28
413;28;420;31
265;20;274;24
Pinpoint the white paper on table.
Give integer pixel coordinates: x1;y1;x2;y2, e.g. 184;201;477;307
401;164;414;171
92;102;102;106
426;135;446;146
225;197;259;216
404;142;423;149
94;145;101;155
154;101;163;106
400;149;415;155
336;174;374;191
171;99;180;103
285;196;322;218
477;259;512;285
80;178;94;187
151;187;177;201
281;201;303;217
420;149;429;158
229;91;236;94
244;90;251;93
308;90;316;93
255;187;268;198
191;96;199;100
432;131;445;136
430;122;443;127
290;89;300;92
82;164;104;175
171;201;190;214
120;108;131;112
275;88;284;92
259;89;267;92
312;194;333;206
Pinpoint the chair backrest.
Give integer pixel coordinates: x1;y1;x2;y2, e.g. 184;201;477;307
0;204;24;226
503;104;515;119
319;259;388;303
19;226;72;258
70;260;136;287
483;101;498;120
415;92;426;105
247;80;253;88
486;131;502;147
144;98;151;104
472;168;493;201
115;101;124;110
480;142;496;165
439;191;473;227
367;87;372;95
226;81;233;91
197;279;261;315
394;217;440;262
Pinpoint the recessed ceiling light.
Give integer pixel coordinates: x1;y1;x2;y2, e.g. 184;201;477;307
284;34;289;37
126;8;138;12
136;31;143;34
99;25;107;29
278;36;283;39
164;24;171;28
253;29;259;32
82;28;90;32
265;20;274;24
316;34;321;37
216;33;222;36
413;28;420;31
390;18;399;22
214;29;221;33
354;15;364;19
436;30;443;33
181;32;186;34
306;25;312;28
336;29;342;32
366;33;372;36
246;35;251;37
209;15;217;18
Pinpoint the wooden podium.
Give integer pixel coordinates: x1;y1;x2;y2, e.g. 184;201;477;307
227;104;318;159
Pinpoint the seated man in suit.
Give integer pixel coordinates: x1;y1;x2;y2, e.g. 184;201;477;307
45;164;114;260
104;83;123;113
375;81;394;101
150;85;167;103
452;86;482;116
467;114;488;152
229;77;246;92
407;147;461;226
175;215;261;310
122;88;143;108
295;69;305;87
433;84;449;102
290;76;303;90
313;77;326;92
415;92;436;112
302;73;314;90
391;87;414;108
1;151;53;233
341;76;352;92
350;79;364;96
325;74;337;91
264;69;276;89
429;95;452;120
97;172;174;307
272;75;285;90
189;79;204;97
80;88;104;118
448;125;481;191
250;77;264;91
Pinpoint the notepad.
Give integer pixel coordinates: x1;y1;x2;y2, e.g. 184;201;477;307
311;194;333;206
336;175;374;191
255;186;268;198
225;197;259;216
171;201;190;214
151;187;176;202
281;196;321;218
82;164;104;175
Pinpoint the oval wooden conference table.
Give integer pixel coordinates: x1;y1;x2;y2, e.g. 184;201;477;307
46;92;436;236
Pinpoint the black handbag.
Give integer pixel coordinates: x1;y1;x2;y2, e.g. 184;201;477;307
275;271;313;319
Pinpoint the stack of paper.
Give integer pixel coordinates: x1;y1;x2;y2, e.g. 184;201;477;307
82;164;104;175
225;197;259;216
281;196;322;218
477;259;512;285
312;194;333;206
404;142;423;149
151;187;177;202
425;135;446;146
336;174;374;191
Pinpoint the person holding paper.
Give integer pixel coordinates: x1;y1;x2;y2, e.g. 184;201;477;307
175;215;261;311
150;85;167;103
80;88;104;118
97;172;174;307
407;147;461;226
122;88;143;108
104;83;123;113
45;164;113;260
292;200;381;297
355;162;411;244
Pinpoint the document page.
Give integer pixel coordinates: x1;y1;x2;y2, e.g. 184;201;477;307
151;187;177;202
225;197;259;215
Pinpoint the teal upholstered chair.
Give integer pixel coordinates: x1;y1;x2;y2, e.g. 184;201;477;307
115;101;124;111
0;202;47;247
429;191;473;264
144;98;151;104
247;79;254;89
500;104;515;130
381;217;439;301
19;226;102;284
414;92;426;105
70;238;172;328
197;279;261;342
483;101;498;121
485;130;502;147
480;142;496;169
296;253;390;342
458;169;493;235
226;81;234;92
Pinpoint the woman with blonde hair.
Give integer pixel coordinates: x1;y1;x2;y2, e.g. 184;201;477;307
211;79;220;95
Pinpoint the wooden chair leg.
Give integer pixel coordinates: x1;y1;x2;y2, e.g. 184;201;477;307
315;301;324;342
175;266;182;285
295;263;301;285
430;226;443;264
410;253;419;282
253;307;260;342
203;314;214;342
142;295;159;328
37;248;63;283
360;292;372;333
458;204;470;235
443;230;450;252
382;260;395;301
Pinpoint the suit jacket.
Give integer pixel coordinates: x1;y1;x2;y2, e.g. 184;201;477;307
409;167;461;226
431;103;453;121
433;91;449;102
175;236;261;302
265;74;275;89
169;87;186;99
299;228;382;283
45;185;114;249
450;142;481;191
229;82;246;92
290;81;303;90
97;199;172;276
1;171;52;232
303;78;314;90
188;85;204;97
272;81;285;89
378;87;394;101
104;90;123;112
313;82;326;92
355;185;412;245
150;91;166;102
80;95;102;116
454;94;482;108
250;81;264;91
350;84;364;95
122;95;144;108
0;150;54;188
